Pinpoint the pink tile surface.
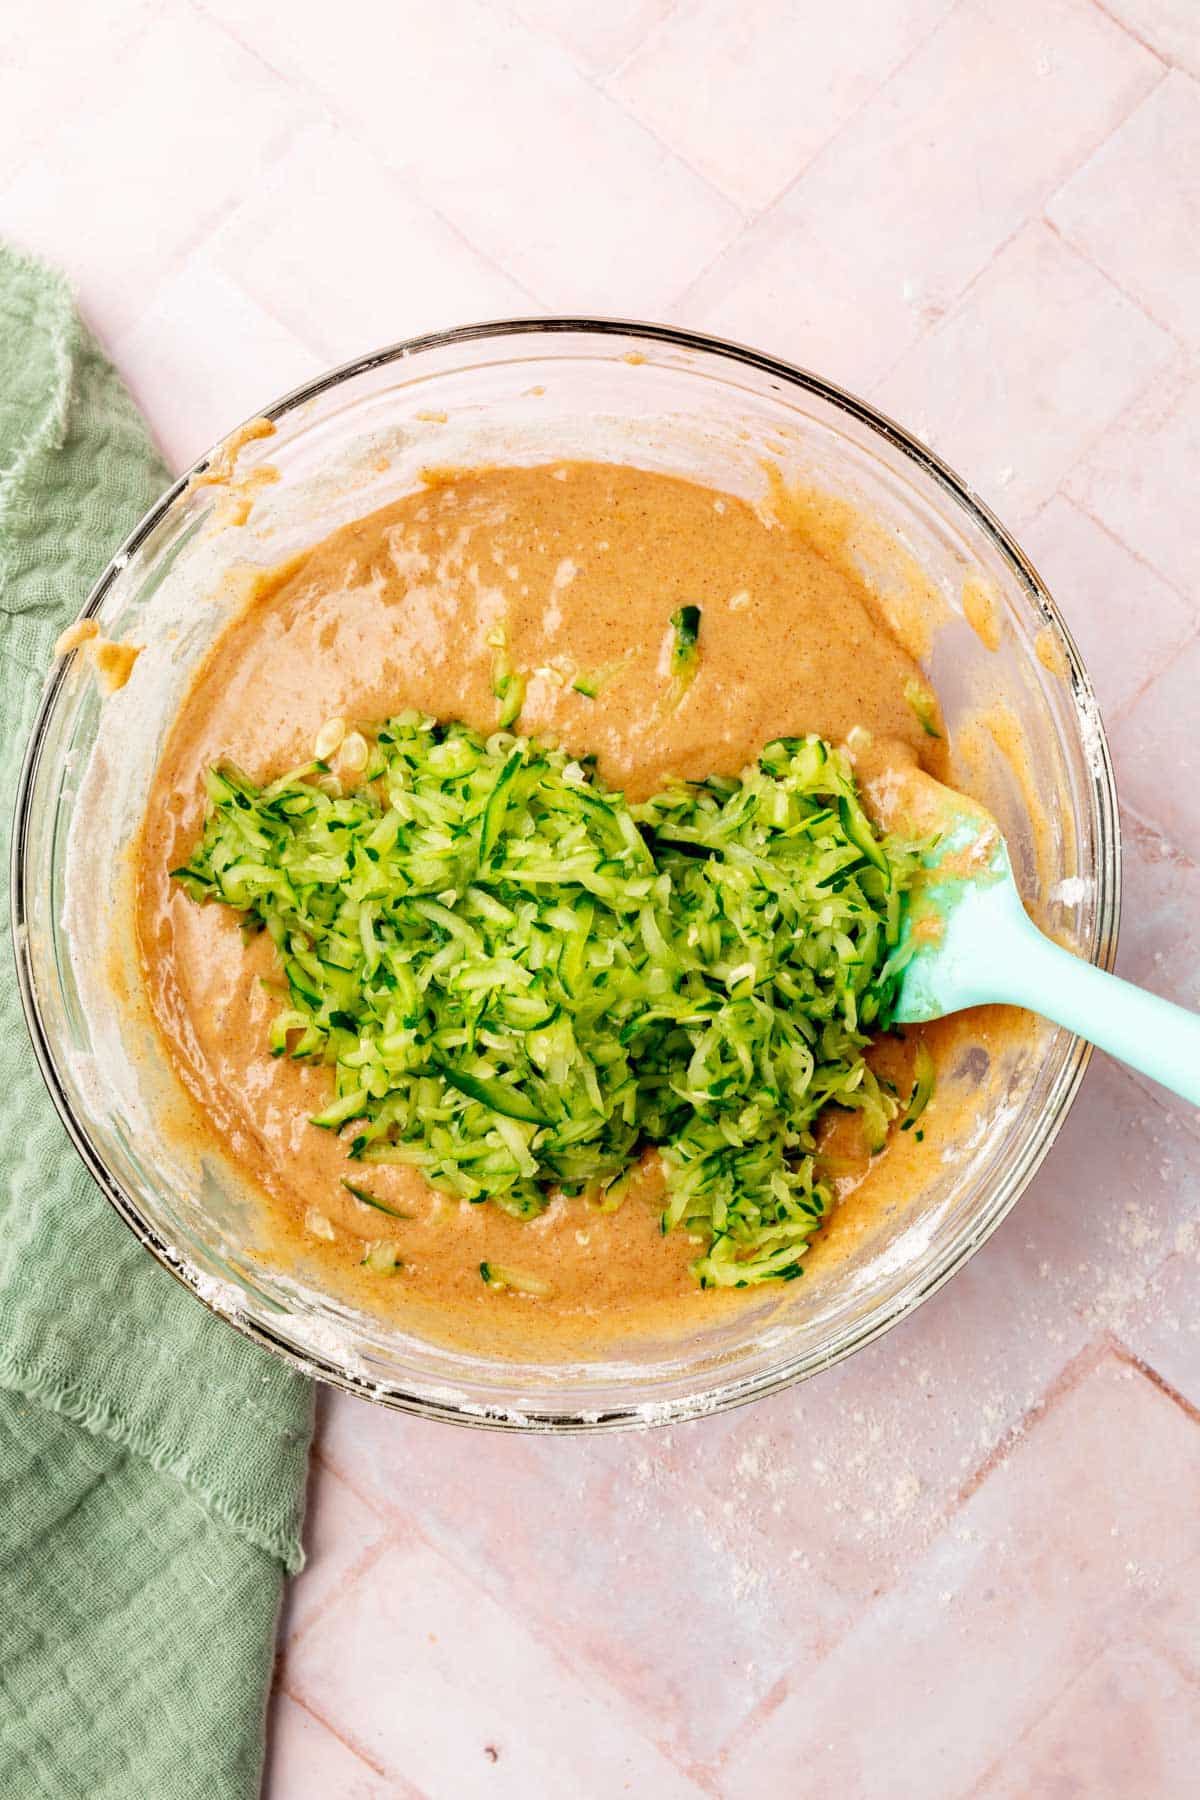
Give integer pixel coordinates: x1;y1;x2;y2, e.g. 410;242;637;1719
264;1695;398;1800
1117;1250;1200;1414
205;0;741;313
973;1633;1200;1800
311;1062;1200;1782
284;1534;710;1797
610;0;957;211
0;9;301;344
1065;361;1200;598
279;1454;390;1648
209;125;536;368
1020;496;1196;723
0;0;155;178
1049;73;1200;346
111;257;324;471
683;0;1160;391
1118;810;1200;1013
6;3;1198;1794
1096;0;1200;80
874;221;1173;524
720;1353;1200;1798
1111;635;1200;865
511;0;675;75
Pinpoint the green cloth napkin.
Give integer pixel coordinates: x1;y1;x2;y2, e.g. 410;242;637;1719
0;244;314;1799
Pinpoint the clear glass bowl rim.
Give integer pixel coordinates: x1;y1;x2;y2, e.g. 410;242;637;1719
10;315;1121;1432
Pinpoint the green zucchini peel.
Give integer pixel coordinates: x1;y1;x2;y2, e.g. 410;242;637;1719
900;1039;936;1131
666;604;701;708
903;678;942;739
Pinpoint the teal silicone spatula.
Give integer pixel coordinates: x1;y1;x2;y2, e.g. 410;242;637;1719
859;747;1200;1108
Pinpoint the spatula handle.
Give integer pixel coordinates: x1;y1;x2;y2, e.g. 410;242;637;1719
1001;916;1200;1108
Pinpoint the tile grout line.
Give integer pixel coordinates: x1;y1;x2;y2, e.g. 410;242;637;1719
662;216;759;326
309;1429;444;1526
865;213;1035;399
1042;208;1192;360
497;0;747;217
1088;0;1176;69
974;227;1181;522
1147;1626;1200;1697
1023;59;1192;547
196;0;731;317
710;1335;1120;1780
954;1337;1112;1507
274;1686;395;1786
396;207;546;321
707;1666;793;1783
99;107;343;383
966;1543;1200;1794
679;43;1168;395
664;213;763;326
1062;485;1200;638
1138;1546;1200;1694
283;1515;398;1654
298;1444;716;1795
955;1584;1191;1800
608;106;750;240
0;0;163;200
191;0;551;315
669;0;974;321
310;1434;392;1517
1120;792;1200;871
602;0;690;83
185;0;320;94
863;54;1176;403
1105;614;1200;727
108;109;313;375
1116;1063;1200;1145
69;0;316;366
1071;1043;1191;1129
741;0;973;229
278;1671;435;1798
1044;37;1175;194
1115;766;1200;964
1038;49;1174;220
1109;1335;1200;1426
946;1337;1200;1756
600;0;966;222
1049;372;1199;598
1044;484;1200;621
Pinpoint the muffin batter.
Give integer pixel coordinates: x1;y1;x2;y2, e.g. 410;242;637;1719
137;462;1023;1355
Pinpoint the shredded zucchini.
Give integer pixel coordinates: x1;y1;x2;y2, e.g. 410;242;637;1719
900;1039;935;1131
479;1260;553;1297
342;1178;410;1219
666;605;701;708
175;715;925;1287
572;656;631;699
362;1241;401;1274
488;625;525;729
904;678;941;739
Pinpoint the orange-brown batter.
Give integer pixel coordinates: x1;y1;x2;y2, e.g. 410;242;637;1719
136;461;1030;1355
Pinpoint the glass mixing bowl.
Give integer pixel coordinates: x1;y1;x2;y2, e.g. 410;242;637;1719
12;320;1119;1430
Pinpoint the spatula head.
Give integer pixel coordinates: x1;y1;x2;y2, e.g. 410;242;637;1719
854;740;1027;1024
